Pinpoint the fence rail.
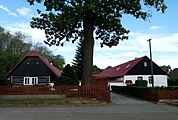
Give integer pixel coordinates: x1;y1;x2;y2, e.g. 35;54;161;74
0;84;110;102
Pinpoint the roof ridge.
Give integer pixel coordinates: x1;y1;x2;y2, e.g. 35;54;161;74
113;56;145;68
100;56;146;77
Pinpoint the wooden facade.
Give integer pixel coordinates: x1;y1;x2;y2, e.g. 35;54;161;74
6;51;62;85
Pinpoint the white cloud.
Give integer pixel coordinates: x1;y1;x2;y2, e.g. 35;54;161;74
0;5;17;16
149;25;167;30
17;7;33;17
2;21;178;69
5;22;45;43
96;52;138;59
150;26;161;30
93;32;178;69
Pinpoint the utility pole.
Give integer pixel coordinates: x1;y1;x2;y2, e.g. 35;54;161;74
147;39;154;87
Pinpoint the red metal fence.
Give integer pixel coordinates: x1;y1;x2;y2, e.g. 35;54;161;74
0;84;110;102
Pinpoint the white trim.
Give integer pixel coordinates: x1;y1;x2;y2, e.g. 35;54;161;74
24;77;38;85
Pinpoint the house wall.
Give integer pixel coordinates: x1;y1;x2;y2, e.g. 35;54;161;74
109;82;125;90
9;56;57;85
11;76;50;85
124;75;168;87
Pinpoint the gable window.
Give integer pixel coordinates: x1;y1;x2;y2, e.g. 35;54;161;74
144;62;147;67
137;77;143;80
24;77;38;85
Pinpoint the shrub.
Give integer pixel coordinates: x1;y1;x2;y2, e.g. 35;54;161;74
135;80;147;87
168;77;178;86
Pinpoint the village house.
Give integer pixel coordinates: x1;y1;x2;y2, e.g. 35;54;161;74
97;56;168;88
5;51;62;85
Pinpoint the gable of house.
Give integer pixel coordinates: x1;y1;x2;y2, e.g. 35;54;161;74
10;56;55;76
99;56;168;80
126;56;168;75
6;51;61;78
5;51;62;85
100;56;144;78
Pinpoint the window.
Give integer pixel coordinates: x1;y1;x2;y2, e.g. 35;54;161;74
24;77;38;85
24;77;30;85
126;64;131;68
116;67;120;71
144;62;147;67
137;77;143;80
148;76;153;84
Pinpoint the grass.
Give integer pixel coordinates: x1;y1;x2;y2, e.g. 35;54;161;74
0;97;106;106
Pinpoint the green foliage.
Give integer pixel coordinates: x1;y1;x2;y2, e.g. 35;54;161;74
27;0;167;47
72;41;84;80
0;77;10;85
168;77;178;86
27;0;167;85
55;64;78;85
111;86;150;97
160;65;172;73
0;50;22;85
93;65;101;74
135;80;148;87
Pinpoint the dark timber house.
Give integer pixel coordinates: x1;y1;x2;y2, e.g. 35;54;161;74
5;51;62;85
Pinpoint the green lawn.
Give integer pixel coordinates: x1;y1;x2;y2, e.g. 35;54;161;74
0;97;105;106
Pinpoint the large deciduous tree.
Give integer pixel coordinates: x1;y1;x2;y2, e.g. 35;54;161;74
27;0;167;85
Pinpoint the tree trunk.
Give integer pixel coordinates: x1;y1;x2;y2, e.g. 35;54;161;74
82;11;94;85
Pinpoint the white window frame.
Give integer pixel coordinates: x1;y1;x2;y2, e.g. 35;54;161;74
137;76;143;80
144;62;147;67
24;77;38;85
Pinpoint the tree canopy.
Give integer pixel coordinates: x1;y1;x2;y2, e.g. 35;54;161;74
160;65;172;74
27;0;167;85
55;64;78;85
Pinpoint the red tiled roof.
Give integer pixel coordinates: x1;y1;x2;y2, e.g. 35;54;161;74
6;51;62;77
100;56;145;78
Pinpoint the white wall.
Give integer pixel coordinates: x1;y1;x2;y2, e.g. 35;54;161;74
109;82;125;90
124;75;168;87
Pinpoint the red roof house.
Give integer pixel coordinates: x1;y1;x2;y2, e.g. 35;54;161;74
6;51;62;85
98;56;168;87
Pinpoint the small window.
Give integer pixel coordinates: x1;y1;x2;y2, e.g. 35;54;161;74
137;77;143;80
126;64;131;68
116;67;120;71
148;76;153;84
144;62;147;67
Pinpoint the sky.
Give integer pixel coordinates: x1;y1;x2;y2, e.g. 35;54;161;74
0;0;178;70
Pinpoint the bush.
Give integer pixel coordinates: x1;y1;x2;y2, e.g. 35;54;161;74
0;76;11;86
135;80;147;87
111;86;151;98
55;76;78;85
168;77;178;86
